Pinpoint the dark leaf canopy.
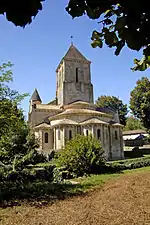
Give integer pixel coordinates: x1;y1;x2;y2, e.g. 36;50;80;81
0;0;44;27
66;0;150;71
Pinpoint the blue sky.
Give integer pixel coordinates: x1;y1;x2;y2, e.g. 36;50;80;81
0;1;149;119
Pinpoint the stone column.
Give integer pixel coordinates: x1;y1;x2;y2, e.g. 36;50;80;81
108;125;112;160
62;127;65;147
92;125;94;137
54;128;56;150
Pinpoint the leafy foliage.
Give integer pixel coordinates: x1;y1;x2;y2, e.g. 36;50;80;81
130;77;150;131
0;61;48;179
0;62;28;141
66;0;150;71
0;1;44;27
124;116;144;131
95;95;128;125
55;135;105;177
0;62;59;203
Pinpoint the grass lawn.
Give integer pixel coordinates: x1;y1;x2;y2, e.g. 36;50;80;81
70;166;150;194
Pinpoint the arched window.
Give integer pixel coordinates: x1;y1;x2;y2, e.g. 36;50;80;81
97;129;101;140
58;130;60;140
115;130;118;140
45;132;48;143
76;68;79;82
77;126;81;134
69;130;72;140
86;129;89;136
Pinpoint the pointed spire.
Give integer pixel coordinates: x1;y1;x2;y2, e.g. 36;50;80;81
56;44;91;72
30;88;42;102
63;44;88;61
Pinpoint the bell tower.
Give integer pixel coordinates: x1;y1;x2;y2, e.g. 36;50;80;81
56;44;93;106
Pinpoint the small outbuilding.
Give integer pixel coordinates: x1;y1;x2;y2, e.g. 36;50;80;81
123;130;148;146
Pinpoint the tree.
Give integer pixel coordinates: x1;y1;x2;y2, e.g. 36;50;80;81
66;0;150;71
124;116;144;131
130;77;150;131
0;1;44;27
95;95;128;125
0;62;28;138
0;62;47;168
55;135;105;177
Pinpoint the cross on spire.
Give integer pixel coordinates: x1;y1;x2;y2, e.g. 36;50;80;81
71;36;73;45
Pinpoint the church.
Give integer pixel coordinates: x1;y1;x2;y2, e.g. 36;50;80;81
28;44;124;160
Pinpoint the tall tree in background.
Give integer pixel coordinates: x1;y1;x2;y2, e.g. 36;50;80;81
124;116;144;131
66;0;150;71
95;95;128;125
130;77;150;131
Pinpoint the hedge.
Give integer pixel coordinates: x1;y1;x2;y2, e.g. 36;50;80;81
104;155;150;173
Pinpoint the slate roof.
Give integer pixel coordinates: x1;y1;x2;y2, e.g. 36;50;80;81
30;89;41;102
96;107;115;114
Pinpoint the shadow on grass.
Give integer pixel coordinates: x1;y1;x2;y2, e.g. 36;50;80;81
0;167;124;208
0;181;91;208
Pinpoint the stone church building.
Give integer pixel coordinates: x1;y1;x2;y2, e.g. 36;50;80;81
28;44;124;160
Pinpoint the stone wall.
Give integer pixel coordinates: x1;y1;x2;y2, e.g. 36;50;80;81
56;58;93;105
29;109;60;128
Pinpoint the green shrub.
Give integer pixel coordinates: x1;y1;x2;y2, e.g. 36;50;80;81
55;135;105;177
105;155;150;172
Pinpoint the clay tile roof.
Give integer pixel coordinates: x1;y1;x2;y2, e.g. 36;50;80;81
49;108;112;120
112;123;124;127
80;118;109;125
34;122;50;129
51;119;78;127
123;129;147;135
30;88;41;102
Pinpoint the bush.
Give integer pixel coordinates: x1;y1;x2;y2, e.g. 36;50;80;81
55;135;105;177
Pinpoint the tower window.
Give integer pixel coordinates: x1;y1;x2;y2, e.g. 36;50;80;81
86;129;89;136
45;132;48;143
58;130;60;140
33;104;36;109
69;130;72;140
115;130;118;140
97;129;101;140
76;68;79;82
